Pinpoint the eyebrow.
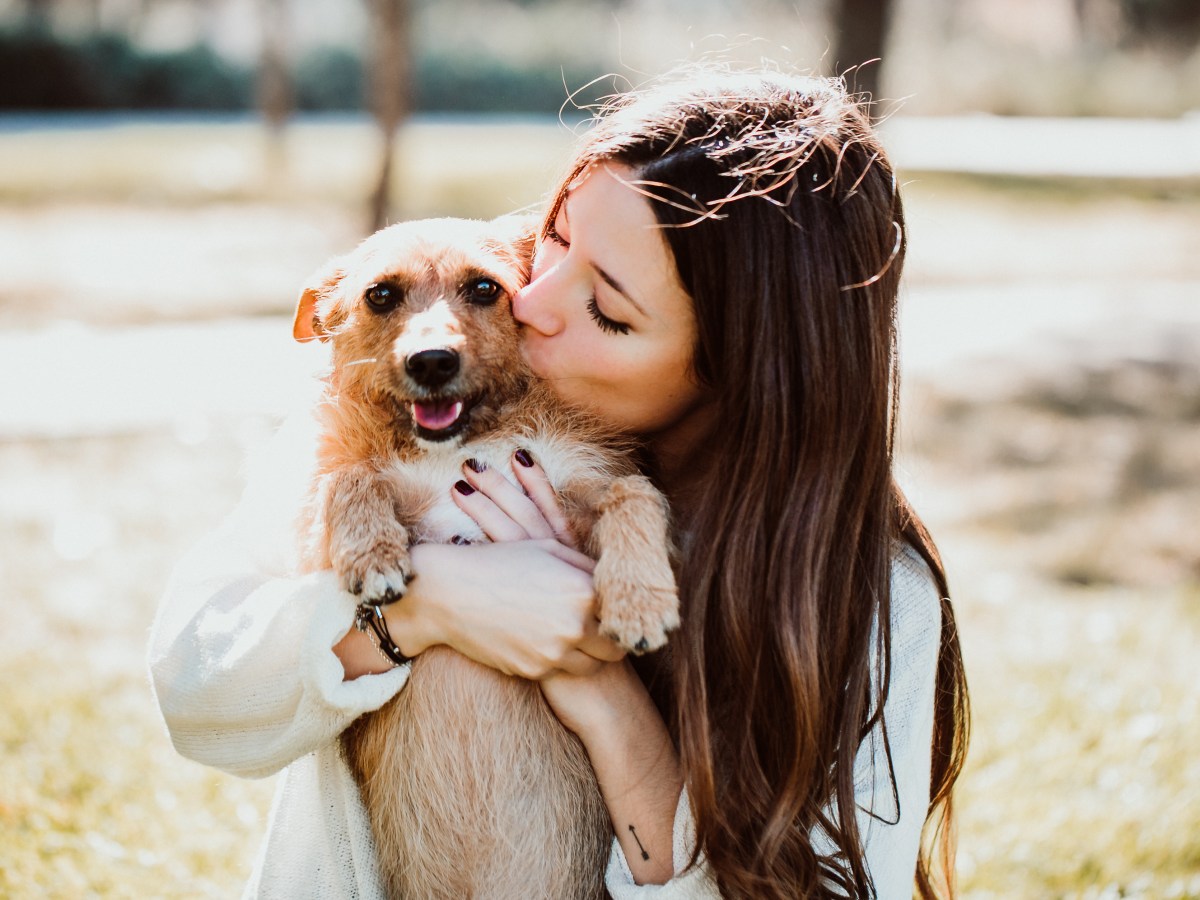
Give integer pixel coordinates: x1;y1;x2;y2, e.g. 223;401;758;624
593;265;647;318
562;197;650;319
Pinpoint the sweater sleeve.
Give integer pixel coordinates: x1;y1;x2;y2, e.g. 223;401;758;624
147;417;411;780
604;545;941;898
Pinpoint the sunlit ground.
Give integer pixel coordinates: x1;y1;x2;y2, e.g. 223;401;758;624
0;119;1197;898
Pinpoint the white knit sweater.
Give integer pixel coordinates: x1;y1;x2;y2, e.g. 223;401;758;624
149;488;940;899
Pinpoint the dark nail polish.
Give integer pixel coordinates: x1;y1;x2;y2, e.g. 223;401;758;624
514;448;534;468
454;480;475;496
465;457;485;473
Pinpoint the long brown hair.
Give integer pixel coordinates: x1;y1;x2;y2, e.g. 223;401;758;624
545;70;969;898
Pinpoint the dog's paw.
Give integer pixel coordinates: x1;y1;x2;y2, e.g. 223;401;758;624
595;578;680;655
338;546;414;605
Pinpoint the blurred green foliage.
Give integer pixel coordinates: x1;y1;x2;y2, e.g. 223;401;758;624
290;46;363;110
0;25;251;109
0;24;606;113
413;52;609;113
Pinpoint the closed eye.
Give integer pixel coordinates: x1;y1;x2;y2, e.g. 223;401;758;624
587;296;630;335
546;207;630;335
545;221;569;248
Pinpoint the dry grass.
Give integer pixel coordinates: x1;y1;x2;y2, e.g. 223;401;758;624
954;584;1200;897
0;429;277;899
900;351;1200;898
909;354;1200;591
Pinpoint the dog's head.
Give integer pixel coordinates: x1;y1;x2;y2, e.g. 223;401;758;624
294;215;537;445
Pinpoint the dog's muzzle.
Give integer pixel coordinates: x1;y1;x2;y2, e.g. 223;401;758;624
403;349;473;439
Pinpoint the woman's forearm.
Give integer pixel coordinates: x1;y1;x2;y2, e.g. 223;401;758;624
574;671;683;885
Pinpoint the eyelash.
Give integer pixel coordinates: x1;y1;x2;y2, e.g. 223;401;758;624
587;296;631;335
545;218;632;336
545;221;568;247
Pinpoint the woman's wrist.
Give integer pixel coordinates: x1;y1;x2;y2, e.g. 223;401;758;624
562;663;643;752
334;625;395;680
370;543;460;662
334;544;454;680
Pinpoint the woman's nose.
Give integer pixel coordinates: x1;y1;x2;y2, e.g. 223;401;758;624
513;270;564;336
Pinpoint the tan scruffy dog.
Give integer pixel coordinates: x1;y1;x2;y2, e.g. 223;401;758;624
291;216;680;900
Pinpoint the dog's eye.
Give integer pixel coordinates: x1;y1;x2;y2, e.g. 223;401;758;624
364;283;402;313
466;278;502;305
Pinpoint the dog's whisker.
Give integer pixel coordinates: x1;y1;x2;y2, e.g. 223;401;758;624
342;357;379;368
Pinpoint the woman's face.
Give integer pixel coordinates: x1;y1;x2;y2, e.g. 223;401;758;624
513;163;709;439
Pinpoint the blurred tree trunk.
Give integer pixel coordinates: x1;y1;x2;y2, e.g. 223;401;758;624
258;0;292;174
831;0;894;105
367;0;413;233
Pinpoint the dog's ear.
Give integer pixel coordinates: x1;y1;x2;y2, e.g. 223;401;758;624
488;213;540;282
293;257;346;343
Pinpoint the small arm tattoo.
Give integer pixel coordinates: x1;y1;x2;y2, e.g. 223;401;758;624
628;824;650;861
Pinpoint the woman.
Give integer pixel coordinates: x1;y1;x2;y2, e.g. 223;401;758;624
150;68;968;899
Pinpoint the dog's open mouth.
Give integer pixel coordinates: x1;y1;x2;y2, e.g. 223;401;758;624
407;394;480;441
413;399;463;431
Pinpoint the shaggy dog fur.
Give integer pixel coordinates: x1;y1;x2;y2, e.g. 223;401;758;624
291;216;680;899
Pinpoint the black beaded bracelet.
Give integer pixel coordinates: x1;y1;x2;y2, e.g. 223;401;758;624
354;602;414;668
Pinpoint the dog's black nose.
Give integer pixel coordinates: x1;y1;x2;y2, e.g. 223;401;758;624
405;349;460;387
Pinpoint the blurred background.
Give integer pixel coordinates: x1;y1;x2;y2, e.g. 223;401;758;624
1;0;1198;896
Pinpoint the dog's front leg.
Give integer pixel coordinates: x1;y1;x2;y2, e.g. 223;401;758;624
323;464;413;604
589;475;680;654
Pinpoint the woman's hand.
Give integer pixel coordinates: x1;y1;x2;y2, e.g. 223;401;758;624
451;449;579;548
337;540;613;681
379;450;623;680
394;539;621;679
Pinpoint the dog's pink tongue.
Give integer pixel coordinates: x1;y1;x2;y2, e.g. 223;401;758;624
413;399;463;431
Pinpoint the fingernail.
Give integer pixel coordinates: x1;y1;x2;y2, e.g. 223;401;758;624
514;448;534;468
465;457;486;473
454;480;476;496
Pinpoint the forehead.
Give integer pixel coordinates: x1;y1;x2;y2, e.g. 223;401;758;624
565;162;657;224
346;219;523;295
